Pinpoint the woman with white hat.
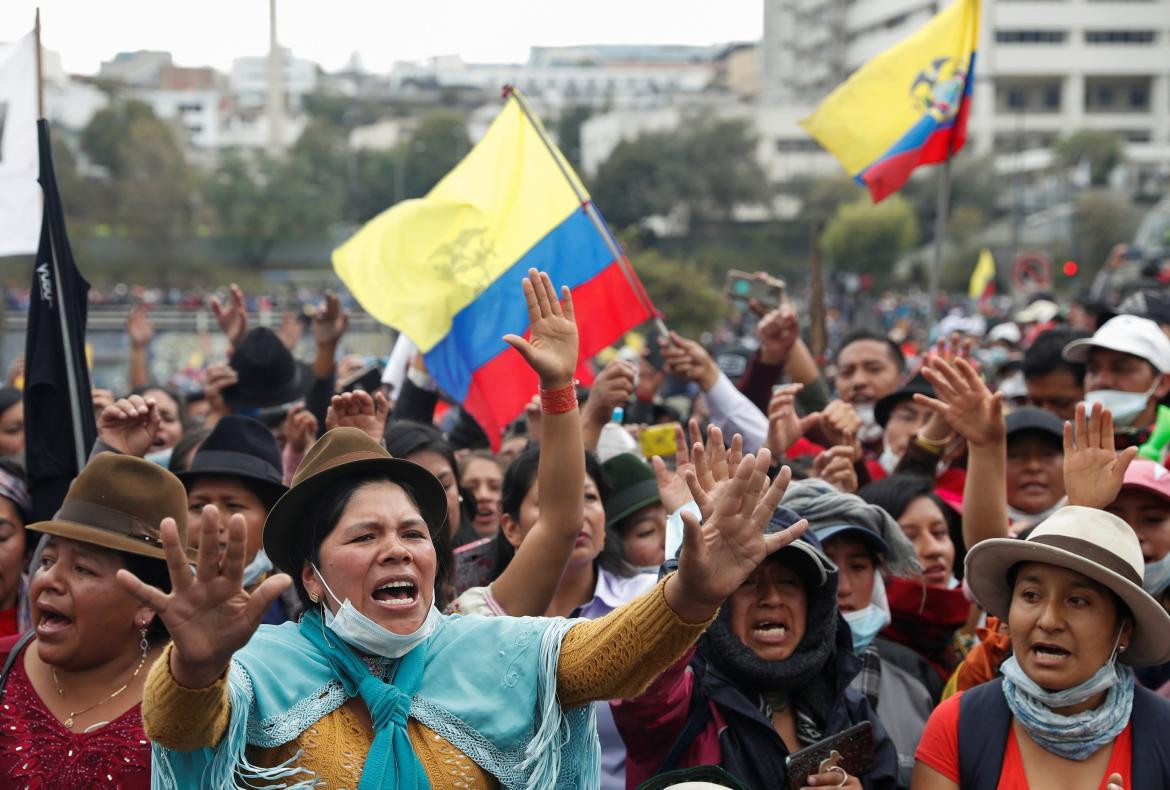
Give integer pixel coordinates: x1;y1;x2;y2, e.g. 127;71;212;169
913;505;1170;789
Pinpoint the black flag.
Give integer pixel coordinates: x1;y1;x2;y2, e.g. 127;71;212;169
24;119;97;523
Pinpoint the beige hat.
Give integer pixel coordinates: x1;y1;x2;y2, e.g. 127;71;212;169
965;505;1170;666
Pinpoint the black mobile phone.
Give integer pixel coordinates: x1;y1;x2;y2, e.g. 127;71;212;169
341;366;383;394
785;721;875;790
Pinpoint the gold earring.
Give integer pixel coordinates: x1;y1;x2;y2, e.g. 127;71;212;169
309;591;319;603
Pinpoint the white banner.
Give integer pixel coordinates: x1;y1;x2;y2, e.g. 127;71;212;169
0;31;39;257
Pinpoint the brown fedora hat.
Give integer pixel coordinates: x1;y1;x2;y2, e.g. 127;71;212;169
27;453;193;561
263;427;449;576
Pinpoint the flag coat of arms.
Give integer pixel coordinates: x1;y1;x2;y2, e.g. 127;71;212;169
801;0;981;201
334;92;655;443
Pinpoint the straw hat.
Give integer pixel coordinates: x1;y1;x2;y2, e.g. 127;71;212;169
263;428;448;575
27;453;193;561
965;505;1170;665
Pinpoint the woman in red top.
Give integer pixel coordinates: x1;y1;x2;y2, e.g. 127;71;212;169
914;506;1170;790
0;448;192;790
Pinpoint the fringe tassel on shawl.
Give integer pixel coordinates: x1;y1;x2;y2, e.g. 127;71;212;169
517;619;600;790
152;664;318;790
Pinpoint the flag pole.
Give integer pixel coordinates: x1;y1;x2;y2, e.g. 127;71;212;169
34;8;44;118
927;154;952;332
503;86;669;337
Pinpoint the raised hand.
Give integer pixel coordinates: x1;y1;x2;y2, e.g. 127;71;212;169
916;357;1005;448
819;399;861;448
116;506;291;689
660;332;719;391
813;433;859;493
756;304;799;366
1064;401;1137;509
127;303;155;350
581;359;635;427
313;291;350;348
92;388;115;421
283;406;319;455
99;394;160;457
210;284;248;347
652;419;702;514
690;425;747;519
766;383;821;456
326;389;389;443
277;310;305;351
503;269;578;388
202;364;239;420
665;449;807;623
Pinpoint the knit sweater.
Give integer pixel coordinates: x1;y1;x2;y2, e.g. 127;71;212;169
143;577;710;788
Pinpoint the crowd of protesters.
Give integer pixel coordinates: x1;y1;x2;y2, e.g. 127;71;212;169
1;260;1170;790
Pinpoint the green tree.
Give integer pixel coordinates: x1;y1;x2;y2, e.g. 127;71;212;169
631;248;727;338
591;131;685;229
1055;130;1124;187
556;105;593;170
394;111;470;198
1073;191;1139;268
821;195;920;278
793;175;865;223
205;149;337;267
80;100;158;176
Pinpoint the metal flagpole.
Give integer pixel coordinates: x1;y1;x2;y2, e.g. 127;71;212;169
503;86;669;337
34;9;44;118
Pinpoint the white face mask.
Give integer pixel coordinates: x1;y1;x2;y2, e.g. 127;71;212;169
312;564;439;658
878;440;901;475
1144;553;1170;596
854;403;884;445
242;549;273;588
842;574;891;654
1084;380;1160;428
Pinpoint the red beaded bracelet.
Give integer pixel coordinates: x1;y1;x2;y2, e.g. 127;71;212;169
540;380;578;415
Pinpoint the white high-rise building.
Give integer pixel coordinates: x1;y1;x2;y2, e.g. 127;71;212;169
762;0;1170;167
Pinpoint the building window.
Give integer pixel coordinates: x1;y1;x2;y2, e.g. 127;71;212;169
1045;86;1061;109
995;30;1067;43
1085;30;1156;43
1131;86;1148;108
1007;88;1026;109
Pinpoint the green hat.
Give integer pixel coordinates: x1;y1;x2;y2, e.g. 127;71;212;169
602;453;661;529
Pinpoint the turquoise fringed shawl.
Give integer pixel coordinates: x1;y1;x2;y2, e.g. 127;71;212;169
151;610;600;789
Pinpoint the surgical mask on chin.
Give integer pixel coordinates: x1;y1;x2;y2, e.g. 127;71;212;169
1084;381;1159;428
1144;553;1170;596
999;627;1124;708
144;447;174;467
878;443;901;475
842;574;891;654
242;549;273;588
854;403;884;445
312;564;439;658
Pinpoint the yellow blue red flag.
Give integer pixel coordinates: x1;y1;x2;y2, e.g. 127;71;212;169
968;247;996;299
801;0;980;202
333;91;655;444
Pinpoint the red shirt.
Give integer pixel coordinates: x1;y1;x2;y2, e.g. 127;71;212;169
0;640;151;789
916;691;1132;789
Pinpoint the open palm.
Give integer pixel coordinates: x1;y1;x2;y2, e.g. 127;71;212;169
503;268;579;387
917;357;1005;448
117;506;290;688
1065;401;1138;509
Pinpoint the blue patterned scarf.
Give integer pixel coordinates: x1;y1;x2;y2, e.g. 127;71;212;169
1000;655;1134;761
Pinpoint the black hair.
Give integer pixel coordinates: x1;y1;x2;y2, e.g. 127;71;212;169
288;470;452;611
1006;562;1133;627
385;421;461;480
167;427;212;474
1022;327;1090;383
491;443;609;580
119;551;172;645
858;473;966;581
836;329;906;372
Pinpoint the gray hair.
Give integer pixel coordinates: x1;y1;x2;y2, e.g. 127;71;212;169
782;478;921;578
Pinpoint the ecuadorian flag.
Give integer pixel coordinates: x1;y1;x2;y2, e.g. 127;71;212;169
333;91;655;444
801;0;980;202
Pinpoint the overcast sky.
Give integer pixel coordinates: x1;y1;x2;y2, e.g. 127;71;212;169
2;1;763;75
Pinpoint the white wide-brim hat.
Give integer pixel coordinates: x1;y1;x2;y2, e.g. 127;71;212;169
965;505;1170;666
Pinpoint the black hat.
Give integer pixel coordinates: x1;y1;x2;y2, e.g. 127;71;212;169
177;415;287;507
602;453;660;528
224;327;313;409
874;372;934;428
1005;405;1064;444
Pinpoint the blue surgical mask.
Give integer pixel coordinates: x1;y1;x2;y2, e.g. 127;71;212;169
842;575;891;654
1000;627;1124;708
242;549;273;588
145;447;174;467
1085;381;1159;428
1144;553;1170;596
311;564;439;658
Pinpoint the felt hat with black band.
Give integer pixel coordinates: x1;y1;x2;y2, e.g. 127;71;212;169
965;505;1170;666
874;372;934;429
27;452;194;562
176;415;287;507
263;427;449;576
602;453;661;528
